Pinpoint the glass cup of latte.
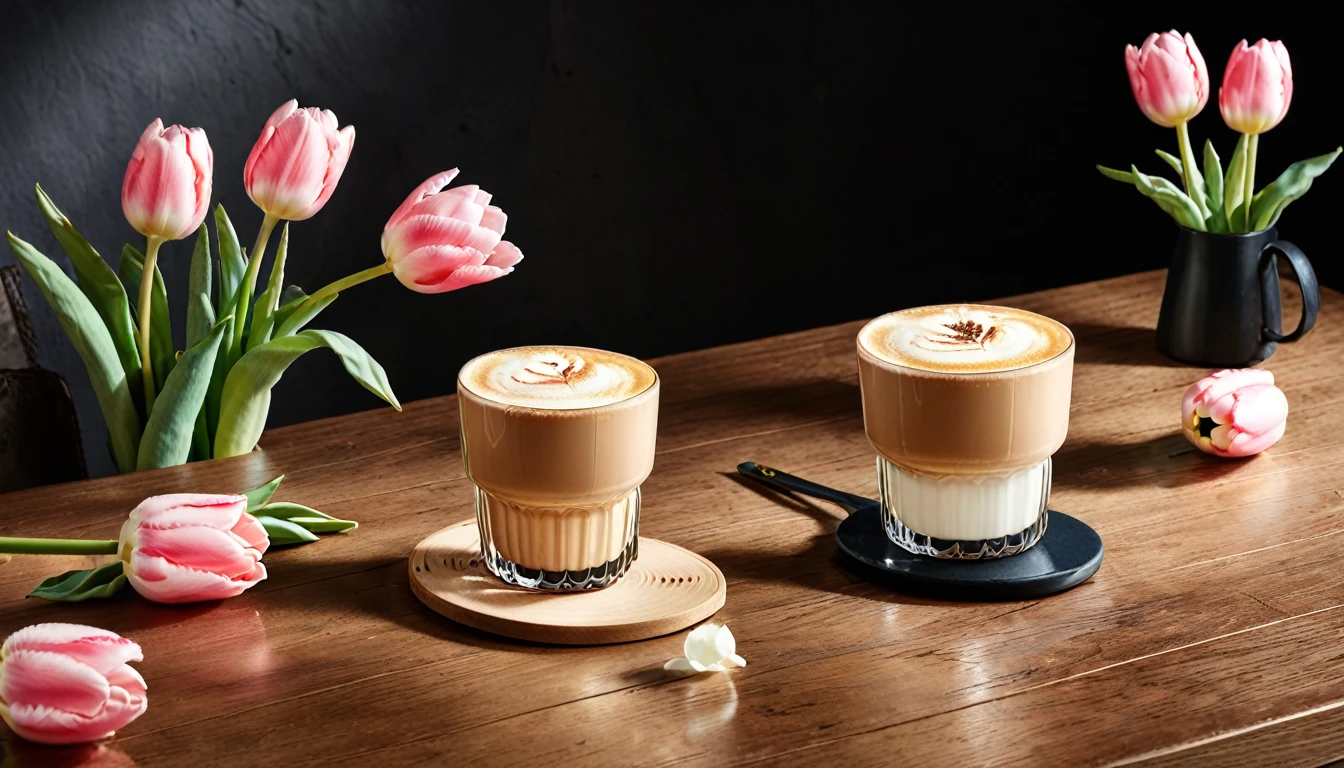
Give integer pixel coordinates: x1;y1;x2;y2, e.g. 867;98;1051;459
857;305;1074;559
457;346;659;590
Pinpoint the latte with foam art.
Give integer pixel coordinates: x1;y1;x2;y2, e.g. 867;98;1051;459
461;346;656;409
859;305;1072;374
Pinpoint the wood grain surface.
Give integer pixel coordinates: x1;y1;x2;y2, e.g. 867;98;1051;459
0;269;1338;767
408;521;726;644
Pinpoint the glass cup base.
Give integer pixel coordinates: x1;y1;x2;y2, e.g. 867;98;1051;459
877;456;1051;560
475;486;640;591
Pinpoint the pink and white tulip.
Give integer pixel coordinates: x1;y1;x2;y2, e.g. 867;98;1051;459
244;100;355;221
381;169;523;293
121;119;213;241
1125;31;1210;127
118;493;269;603
1182;369;1288;457
1219;39;1293;135
0;623;147;745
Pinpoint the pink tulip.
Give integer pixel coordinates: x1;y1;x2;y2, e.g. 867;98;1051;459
1182;369;1288;457
381;169;523;293
1125;31;1210;127
244;99;355;221
117;493;269;603
0;623;147;744
121;119;213;241
1219;39;1293;135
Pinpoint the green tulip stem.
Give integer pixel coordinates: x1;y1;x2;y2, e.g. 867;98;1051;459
0;537;119;555
231;213;281;358
299;262;393;313
1244;133;1259;231
137;235;164;413
1175;122;1203;214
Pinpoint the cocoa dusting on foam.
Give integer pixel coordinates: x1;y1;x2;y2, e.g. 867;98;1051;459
860;304;1072;374
461;346;656;409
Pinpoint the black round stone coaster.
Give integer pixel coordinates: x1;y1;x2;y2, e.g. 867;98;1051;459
835;507;1103;600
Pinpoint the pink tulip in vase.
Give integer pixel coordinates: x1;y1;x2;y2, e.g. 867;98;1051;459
1099;32;1332;367
6;101;522;473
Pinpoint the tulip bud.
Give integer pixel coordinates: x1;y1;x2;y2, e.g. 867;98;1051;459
118;494;269;603
121;119;213;241
1182;369;1288;457
244;100;355;220
1219;39;1293;135
381;169;523;293
1125;31;1210;127
0;623;147;744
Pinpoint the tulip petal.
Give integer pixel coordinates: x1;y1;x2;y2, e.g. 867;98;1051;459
231;512;271;555
404;264;514;294
479;205;507;235
1226;419;1287;456
0;651;109;718
131;494;248;531
296;124;355;221
387;170;461;229
484;241;524;270
2;624;142;676
134;525;263;579
122;126;210;241
392;244;483;287
5;685;147;745
104;664;148;699
664;658;698;676
247;111;332;220
127;552;267;603
387;214;501;261
1227;383;1289;435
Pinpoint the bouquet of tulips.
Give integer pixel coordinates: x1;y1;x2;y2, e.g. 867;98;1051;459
6;100;523;474
1098;32;1339;233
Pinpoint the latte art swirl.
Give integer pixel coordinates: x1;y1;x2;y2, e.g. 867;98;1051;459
860;305;1072;373
460;346;656;409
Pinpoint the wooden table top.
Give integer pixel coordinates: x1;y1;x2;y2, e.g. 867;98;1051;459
2;269;1342;768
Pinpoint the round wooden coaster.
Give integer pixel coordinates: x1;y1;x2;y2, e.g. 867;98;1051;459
408;520;727;645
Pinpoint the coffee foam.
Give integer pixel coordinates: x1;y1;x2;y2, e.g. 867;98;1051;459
460;346;656;409
859;304;1072;374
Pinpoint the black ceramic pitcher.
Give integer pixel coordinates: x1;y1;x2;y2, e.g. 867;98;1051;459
1155;227;1319;367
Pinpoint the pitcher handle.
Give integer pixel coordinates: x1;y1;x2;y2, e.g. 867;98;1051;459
1261;240;1319;343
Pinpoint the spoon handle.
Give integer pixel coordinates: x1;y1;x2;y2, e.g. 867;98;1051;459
735;461;872;516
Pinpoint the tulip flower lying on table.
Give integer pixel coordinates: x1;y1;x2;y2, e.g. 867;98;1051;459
0;476;354;602
1182;368;1288;457
1098;31;1340;233
0;623;148;745
5;99;523;474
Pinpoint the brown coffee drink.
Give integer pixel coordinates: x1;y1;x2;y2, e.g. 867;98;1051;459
857;305;1074;558
458;346;659;589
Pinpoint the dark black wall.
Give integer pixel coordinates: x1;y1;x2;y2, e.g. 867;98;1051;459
4;2;1342;476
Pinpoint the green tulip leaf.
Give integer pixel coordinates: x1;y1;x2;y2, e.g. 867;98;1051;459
1202;141;1228;233
136;316;230;470
251;224;290;350
1224;134;1250;232
205;313;235;446
256;501;358;533
6;233;141;472
215;205;246;320
1155;149;1183;177
186;224;216;348
275;294;336;338
214;330;401;458
256;515;320;546
1131;166;1205;231
1096;165;1135;184
28;561;128;602
242;475;285;512
1249;147;1343;231
120;243;176;392
186;225;216;460
35;185;142;385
